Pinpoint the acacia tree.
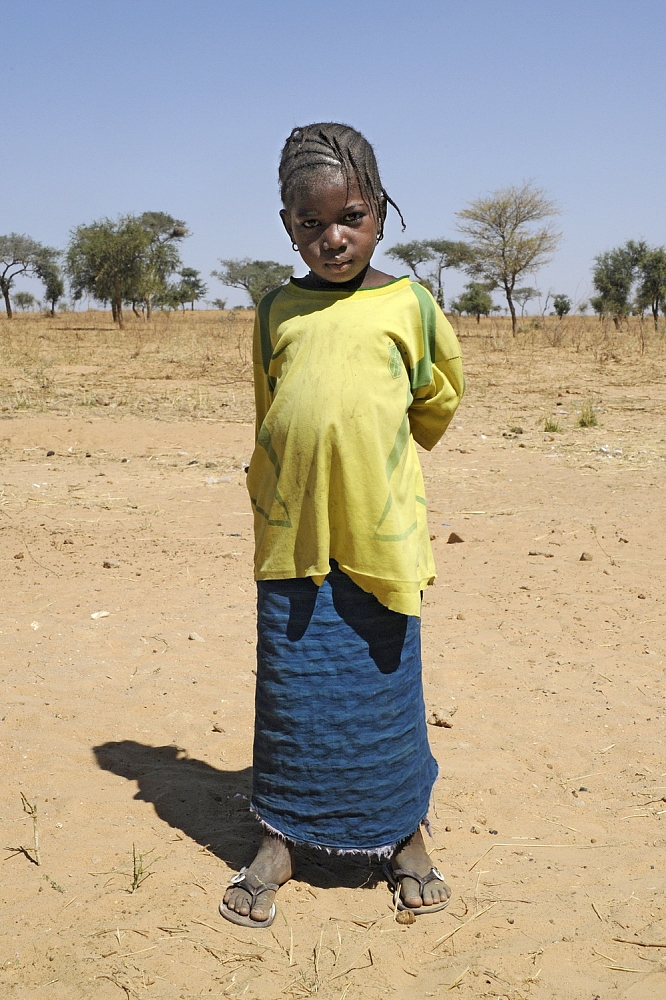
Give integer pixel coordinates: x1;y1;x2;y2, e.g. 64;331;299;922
39;256;65;316
450;281;494;322
386;238;472;307
211;259;293;307
591;246;637;328
136;212;187;319
12;291;36;311
67;216;154;328
0;234;57;318
552;294;571;318
627;241;666;330
513;286;539;317
455;182;561;335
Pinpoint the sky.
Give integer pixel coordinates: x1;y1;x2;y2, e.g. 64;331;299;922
3;0;665;309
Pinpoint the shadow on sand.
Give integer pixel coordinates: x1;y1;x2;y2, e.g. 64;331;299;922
93;740;382;891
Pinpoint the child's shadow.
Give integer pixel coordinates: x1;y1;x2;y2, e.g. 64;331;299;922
93;741;382;891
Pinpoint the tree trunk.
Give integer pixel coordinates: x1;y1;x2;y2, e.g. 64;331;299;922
111;300;118;323
505;283;517;335
146;296;152;321
653;301;659;331
191;300;194;311
1;283;13;319
476;314;481;324
132;302;140;318
113;280;124;330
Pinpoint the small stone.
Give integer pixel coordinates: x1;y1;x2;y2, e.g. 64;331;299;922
429;534;437;541
579;552;593;561
395;909;416;925
212;723;225;733
590;838;597;843
85;452;91;458
489;829;498;835
427;707;457;728
46;450;55;457
507;917;514;924
187;459;198;466
470;825;481;834
445;825;452;832
102;559;120;569
638;593;646;599
121;457;129;463
14;552;24;560
188;632;205;642
91;611;110;619
447;532;464;544
456;612;466;620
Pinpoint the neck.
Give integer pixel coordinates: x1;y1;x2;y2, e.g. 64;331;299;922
294;264;370;292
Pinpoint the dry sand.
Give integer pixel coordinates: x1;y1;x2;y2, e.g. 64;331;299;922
1;313;665;999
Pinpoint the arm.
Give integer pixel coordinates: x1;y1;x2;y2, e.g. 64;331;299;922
406;286;464;450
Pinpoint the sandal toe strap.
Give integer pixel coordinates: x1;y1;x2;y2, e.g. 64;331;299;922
229;868;279;905
392;866;446;890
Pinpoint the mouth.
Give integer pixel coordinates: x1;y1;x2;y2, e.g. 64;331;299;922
325;259;352;270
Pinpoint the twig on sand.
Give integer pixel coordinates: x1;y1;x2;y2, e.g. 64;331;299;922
433;903;496;949
446;966;470;991
614;938;666;949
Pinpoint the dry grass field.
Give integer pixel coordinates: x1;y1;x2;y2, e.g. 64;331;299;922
1;309;666;1000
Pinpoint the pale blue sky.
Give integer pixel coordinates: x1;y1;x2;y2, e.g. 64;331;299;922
4;0;665;308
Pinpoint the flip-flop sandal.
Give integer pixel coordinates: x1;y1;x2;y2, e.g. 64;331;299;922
219;867;279;928
383;862;451;915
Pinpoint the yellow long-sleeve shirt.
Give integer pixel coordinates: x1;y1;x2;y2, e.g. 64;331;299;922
247;276;464;617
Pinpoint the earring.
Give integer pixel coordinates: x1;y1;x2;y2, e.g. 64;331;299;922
291;241;299;252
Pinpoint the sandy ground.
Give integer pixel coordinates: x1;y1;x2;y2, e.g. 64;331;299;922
1;318;666;999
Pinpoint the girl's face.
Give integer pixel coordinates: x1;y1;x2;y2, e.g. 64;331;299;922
280;171;379;283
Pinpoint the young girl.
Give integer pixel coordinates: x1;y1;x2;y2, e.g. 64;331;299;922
220;123;464;927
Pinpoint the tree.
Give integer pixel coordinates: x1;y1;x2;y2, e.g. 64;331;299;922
176;267;207;310
386;238;472;307
450;281;494;323
513;286;539;317
628;241;666;330
552;294;571;318
591;246;636;328
135;212;187;319
0;233;57;318
66;216;155;329
455;182;561;335
211;259;293;307
210;297;227;310
12;290;36;311
39;256;65;316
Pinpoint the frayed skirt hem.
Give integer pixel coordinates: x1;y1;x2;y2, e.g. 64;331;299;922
250;804;432;860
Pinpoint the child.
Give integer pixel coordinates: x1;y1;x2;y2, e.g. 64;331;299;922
220;123;464;927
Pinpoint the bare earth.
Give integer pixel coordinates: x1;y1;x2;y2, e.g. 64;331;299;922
1;312;665;1000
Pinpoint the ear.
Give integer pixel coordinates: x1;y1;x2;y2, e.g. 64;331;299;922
279;209;294;242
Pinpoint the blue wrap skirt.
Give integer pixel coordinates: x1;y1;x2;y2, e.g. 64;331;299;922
251;563;438;855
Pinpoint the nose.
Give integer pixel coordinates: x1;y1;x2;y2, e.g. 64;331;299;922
321;224;347;251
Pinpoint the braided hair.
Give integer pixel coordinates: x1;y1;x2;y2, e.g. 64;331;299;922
278;122;405;241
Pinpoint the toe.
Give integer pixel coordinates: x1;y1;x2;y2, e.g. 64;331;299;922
399;876;423;909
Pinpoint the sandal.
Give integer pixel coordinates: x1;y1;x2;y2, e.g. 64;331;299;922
383;862;451;915
219;867;279;928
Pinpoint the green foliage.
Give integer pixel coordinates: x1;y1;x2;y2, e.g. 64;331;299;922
12;291;36;311
544;417;561;433
176;268;207;310
0;233;57;319
455;182;561;334
591;246;636;327
628;241;666;329
212;258;293;307
210;297;227;310
578;402;598;428
66;212;187;327
449;281;494;322
39;256;65;316
552;293;571;318
385;238;473;307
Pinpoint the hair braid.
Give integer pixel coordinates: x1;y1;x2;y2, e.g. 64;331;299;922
278;122;405;240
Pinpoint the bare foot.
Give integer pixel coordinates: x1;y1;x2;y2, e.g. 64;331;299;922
222;833;294;922
391;827;451;909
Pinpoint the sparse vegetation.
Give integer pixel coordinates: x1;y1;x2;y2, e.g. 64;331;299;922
578;401;598;427
544;417;561;433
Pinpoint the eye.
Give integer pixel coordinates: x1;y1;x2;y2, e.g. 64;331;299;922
300;218;320;229
343;211;365;224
